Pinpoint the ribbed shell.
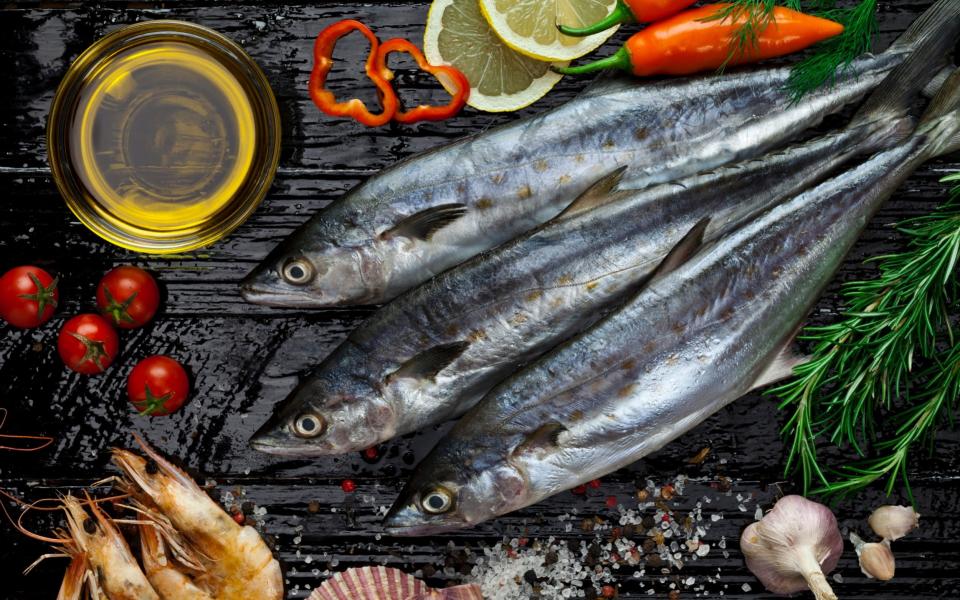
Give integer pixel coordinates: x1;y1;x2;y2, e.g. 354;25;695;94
309;567;484;600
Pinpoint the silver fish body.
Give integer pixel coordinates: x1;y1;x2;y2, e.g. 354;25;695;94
239;2;959;308
382;85;960;535
249;109;911;457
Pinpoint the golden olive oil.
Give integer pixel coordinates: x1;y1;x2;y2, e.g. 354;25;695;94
48;21;281;253
70;41;255;231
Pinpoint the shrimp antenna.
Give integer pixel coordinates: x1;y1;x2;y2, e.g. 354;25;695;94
0;408;54;452
0;488;72;545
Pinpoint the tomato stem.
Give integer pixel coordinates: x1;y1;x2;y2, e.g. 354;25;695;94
134;384;174;416
20;273;58;320
101;286;138;325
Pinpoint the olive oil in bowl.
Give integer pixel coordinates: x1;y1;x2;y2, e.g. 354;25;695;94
48;21;281;253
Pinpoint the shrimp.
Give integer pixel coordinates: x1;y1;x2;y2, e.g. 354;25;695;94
111;437;284;600
59;494;161;600
139;525;214;600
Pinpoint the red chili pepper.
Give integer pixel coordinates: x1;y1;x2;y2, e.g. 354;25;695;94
558;0;698;37
374;38;470;124
308;19;398;127
556;4;844;77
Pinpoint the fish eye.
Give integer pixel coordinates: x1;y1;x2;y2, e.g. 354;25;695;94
282;258;315;285
292;413;326;438
421;487;454;514
83;518;98;534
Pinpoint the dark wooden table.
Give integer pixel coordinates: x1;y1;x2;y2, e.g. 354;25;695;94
1;2;958;599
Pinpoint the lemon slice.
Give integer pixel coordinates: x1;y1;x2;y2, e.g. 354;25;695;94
425;0;566;113
479;0;620;62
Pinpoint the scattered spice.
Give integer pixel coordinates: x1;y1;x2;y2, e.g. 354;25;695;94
340;479;357;493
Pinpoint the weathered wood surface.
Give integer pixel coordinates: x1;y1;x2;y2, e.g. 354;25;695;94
1;2;959;599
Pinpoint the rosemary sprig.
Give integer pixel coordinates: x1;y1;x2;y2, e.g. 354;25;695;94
772;174;960;496
812;345;960;502
713;0;879;98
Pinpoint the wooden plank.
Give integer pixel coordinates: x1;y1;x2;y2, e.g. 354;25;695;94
1;2;958;599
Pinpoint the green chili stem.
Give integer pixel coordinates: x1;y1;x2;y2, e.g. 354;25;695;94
552;47;632;76
557;0;635;37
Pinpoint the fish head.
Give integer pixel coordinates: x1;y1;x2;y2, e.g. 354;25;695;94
250;359;396;455
240;212;385;307
383;436;528;535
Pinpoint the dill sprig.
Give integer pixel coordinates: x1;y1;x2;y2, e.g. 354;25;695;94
787;0;878;99
713;0;879;98
772;173;960;497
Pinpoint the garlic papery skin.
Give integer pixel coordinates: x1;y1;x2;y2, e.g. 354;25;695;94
868;505;920;542
850;533;896;580
740;495;843;600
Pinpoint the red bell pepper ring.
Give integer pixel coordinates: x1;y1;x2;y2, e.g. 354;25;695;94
374;38;470;124
308;19;398;127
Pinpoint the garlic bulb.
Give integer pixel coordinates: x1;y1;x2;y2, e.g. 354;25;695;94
741;495;843;600
868;505;920;542
850;532;896;580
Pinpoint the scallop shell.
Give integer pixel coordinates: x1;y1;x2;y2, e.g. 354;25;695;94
309;566;484;600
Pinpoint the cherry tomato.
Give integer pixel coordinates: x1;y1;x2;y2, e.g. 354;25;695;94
127;355;190;416
0;266;59;328
96;266;160;329
58;314;119;374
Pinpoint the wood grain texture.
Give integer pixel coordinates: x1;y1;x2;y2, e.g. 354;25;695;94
1;2;958;599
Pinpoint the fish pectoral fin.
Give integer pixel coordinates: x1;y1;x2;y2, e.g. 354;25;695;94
647;217;710;284
556;166;632;220
750;346;810;392
385;341;470;384
512;422;567;457
380;204;469;241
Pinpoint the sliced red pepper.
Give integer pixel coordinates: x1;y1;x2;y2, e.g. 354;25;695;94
308;19;398;127
374;38;470;124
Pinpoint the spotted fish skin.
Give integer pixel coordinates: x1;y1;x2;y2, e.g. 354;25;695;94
249;97;913;457
382;79;960;535
239;2;957;308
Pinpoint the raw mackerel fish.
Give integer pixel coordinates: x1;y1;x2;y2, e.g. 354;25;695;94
249;61;923;456
240;0;960;308
382;69;960;535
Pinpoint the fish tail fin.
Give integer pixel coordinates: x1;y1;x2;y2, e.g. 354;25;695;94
888;0;960;57
852;0;960;131
917;69;960;158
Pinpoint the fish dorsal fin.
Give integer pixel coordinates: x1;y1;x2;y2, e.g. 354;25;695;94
750;345;810;392
385;341;470;384
512;422;567;457
647;217;710;284
380;204;469;241
556;166;631;220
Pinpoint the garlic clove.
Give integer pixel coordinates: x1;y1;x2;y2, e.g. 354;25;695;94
868;505;920;542
741;495;842;600
856;539;896;581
